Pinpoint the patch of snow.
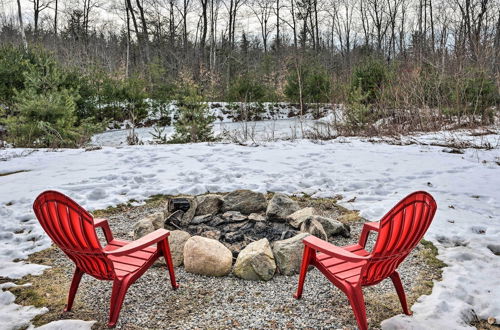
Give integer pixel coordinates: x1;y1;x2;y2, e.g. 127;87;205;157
0;131;499;329
92;118;335;146
33;320;96;330
0;282;48;329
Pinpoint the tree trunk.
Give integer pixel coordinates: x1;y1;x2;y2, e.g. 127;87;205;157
34;0;39;36
17;0;28;50
54;0;58;35
125;0;131;77
135;0;150;62
276;0;280;50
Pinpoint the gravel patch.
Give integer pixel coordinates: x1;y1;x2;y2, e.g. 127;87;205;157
24;199;440;329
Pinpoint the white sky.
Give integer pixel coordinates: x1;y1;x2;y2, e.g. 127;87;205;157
0;0;268;40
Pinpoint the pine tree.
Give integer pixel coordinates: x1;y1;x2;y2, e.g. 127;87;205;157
4;54;81;147
170;77;215;143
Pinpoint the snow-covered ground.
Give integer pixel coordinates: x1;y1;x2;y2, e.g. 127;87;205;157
0;129;499;329
92;118;333;146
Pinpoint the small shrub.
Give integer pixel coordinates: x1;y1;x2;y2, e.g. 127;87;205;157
284;65;331;103
228;75;266;102
459;70;498;123
345;86;372;128
0;45;54;107
5;88;80;147
170;77;215;143
351;59;389;104
3;53;87;148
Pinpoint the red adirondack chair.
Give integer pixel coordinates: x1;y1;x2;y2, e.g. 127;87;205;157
33;190;179;327
294;191;437;330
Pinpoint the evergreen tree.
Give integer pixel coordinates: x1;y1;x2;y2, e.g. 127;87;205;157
3;51;99;147
170;77;215;143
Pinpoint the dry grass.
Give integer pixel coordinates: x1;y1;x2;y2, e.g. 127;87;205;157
471;320;500;329
6;247;96;327
365;240;445;327
0;169;30;177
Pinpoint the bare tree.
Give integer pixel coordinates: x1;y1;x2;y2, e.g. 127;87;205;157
29;0;53;36
200;0;209;52
224;0;244;48
455;0;492;62
327;0;356;60
273;0;283;50
250;0;274;52
366;0;389;52
176;0;192;49
16;0;28;49
54;0;58;35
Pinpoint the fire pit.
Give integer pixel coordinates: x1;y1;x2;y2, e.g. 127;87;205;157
133;190;351;280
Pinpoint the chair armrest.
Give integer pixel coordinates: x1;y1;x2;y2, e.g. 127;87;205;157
94;218;114;243
358;221;380;248
303;235;368;262
105;229;170;256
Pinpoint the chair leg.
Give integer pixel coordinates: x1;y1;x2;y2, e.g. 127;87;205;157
390;271;412;315
293;245;313;299
346;284;368;330
108;279;130;328
159;238;179;289
64;267;83;312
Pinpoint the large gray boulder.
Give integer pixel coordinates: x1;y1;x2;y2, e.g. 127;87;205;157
300;217;327;240
222;190;267;214
266;193;300;221
272;233;310;275
133;211;165;240
287;207;318;228
149;211;166;230
183;236;233;276
314;216;350;238
133;218;155;240
233;238;276;281
195;194;223;215
168;230;191;267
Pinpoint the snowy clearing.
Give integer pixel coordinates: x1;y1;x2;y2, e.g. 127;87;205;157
0;130;499;329
92;118;329;146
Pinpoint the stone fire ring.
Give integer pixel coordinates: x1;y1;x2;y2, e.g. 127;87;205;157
133;190;350;281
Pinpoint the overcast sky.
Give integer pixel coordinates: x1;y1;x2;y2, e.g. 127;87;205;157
0;0;265;39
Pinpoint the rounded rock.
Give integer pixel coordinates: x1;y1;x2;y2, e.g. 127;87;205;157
183;236;233;276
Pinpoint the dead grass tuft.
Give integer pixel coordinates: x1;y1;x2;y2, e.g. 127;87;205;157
0;170;30;177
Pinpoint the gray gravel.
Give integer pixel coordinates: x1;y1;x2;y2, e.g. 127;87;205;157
45;202;434;329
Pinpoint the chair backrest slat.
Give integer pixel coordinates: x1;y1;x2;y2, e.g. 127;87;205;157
361;191;437;285
33;191;115;280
